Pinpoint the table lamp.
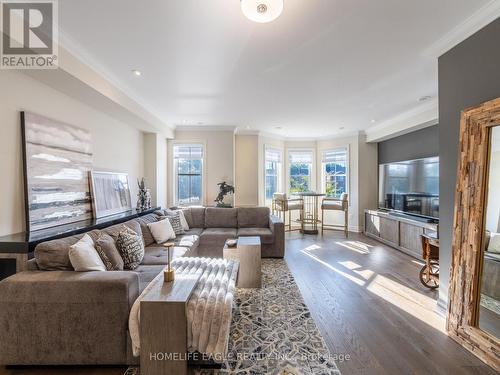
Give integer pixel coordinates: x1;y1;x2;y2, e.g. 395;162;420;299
163;242;175;282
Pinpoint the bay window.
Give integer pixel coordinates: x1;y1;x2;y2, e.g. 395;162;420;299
173;144;203;206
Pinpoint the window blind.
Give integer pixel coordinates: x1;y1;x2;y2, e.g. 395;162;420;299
173;144;204;159
322;149;347;163
289;150;313;164
265;148;282;163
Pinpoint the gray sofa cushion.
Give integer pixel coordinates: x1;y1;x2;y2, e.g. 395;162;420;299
237;207;270;228
104;219;142;241
200;228;237;245
133;265;166;292
141;245;189;265
135;214;159;246
185;228;203;236
34;234;84;271
205;208;237;228
237;228;274;244
189;207;206;228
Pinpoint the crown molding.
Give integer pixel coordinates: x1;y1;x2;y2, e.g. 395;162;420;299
423;0;500;58
175;125;237;132
365;99;438;142
235;128;261;136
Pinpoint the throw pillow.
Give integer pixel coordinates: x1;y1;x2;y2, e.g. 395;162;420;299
488;232;500;254
116;227;145;270
166;213;185;235
68;234;106;272
165;209;190;231
95;232;124;271
147;218;176;244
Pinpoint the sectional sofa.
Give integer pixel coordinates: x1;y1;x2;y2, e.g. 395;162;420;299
0;206;284;366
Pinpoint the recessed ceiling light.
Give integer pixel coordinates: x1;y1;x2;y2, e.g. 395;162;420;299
419;95;432;102
371;119;376;124
131;69;142;76
241;0;283;23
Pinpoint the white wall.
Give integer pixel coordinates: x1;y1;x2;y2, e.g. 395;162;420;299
168;129;235;207
0;71;146;236
234;134;259;207
143;133;168;208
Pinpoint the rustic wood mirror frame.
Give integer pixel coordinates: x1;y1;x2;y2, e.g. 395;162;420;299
447;97;500;371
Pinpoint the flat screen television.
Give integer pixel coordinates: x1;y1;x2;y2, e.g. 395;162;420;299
378;156;439;219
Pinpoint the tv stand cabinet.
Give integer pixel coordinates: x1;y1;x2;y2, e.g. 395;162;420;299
364;209;438;259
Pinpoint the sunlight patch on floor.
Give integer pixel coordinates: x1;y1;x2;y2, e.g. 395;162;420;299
338;260;375;280
335;241;371;254
301;249;366;286
366;274;445;332
300;244;444;332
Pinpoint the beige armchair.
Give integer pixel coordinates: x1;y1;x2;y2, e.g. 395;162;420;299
321;193;348;237
272;193;304;232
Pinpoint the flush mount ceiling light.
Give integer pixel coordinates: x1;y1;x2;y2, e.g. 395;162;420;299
241;0;283;23
131;69;142;76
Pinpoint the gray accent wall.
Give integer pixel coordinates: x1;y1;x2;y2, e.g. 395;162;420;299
378;125;438;164
438;17;500;307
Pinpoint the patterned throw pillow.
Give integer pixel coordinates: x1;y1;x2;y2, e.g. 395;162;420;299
116;227;144;270
163;213;185;235
94;232;124;271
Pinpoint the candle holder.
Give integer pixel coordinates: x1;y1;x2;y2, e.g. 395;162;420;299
163;242;175;282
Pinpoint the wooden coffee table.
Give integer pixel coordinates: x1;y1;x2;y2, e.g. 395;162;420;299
224;236;261;288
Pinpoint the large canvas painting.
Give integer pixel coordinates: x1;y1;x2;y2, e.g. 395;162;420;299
90;171;132;218
21;112;93;232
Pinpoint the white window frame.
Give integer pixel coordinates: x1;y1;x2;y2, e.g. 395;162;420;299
264;146;283;205
172;142;205;207
287;149;315;195
321;147;349;199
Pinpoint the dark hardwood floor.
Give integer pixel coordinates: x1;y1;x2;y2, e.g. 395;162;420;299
285;231;496;375
1;231;496;375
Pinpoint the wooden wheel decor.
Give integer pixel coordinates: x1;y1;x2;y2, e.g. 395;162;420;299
419;261;439;289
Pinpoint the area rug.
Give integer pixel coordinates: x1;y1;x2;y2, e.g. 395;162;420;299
125;259;340;375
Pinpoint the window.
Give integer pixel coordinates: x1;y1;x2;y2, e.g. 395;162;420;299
173;144;203;206
322;149;348;198
265;147;282;204
289;150;313;193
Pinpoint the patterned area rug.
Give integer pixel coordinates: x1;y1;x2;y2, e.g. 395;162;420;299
125;259;340;375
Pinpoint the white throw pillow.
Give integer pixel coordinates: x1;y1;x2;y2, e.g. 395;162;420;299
69;234;106;272
147;218;176;243
488;233;500;253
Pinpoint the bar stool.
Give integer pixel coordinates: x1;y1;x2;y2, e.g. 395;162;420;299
272;193;304;232
321;193;349;237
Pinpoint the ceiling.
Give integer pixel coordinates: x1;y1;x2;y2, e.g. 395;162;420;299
58;0;493;138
